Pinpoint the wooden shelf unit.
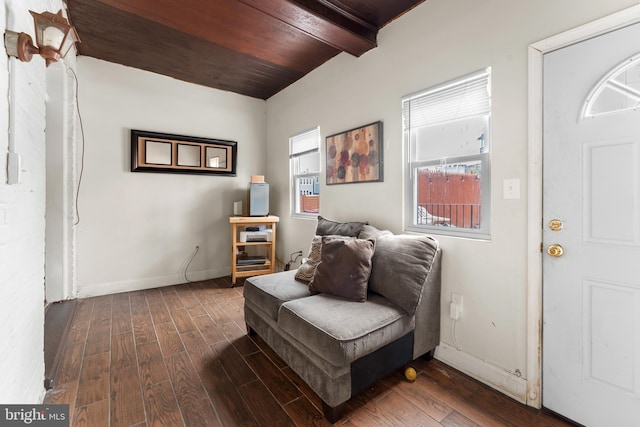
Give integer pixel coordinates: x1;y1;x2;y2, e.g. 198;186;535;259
229;215;279;287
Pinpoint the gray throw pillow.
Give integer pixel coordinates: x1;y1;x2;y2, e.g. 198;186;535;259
295;235;354;283
315;215;367;237
366;231;439;315
294;236;322;283
309;236;375;302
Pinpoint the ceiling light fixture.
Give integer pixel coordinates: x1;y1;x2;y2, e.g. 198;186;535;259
4;10;80;67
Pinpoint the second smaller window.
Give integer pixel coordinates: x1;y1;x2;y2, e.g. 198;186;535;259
290;128;321;217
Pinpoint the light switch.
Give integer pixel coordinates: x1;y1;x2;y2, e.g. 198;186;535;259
503;178;520;199
7;153;21;185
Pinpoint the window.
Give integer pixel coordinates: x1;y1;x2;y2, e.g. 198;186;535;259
403;69;491;239
582;54;640;118
290;128;320;217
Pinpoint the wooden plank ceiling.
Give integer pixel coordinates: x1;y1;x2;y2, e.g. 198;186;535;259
66;0;424;99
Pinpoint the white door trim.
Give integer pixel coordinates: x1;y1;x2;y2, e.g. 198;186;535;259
526;3;640;408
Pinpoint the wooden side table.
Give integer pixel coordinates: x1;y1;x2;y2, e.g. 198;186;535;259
229;215;279;287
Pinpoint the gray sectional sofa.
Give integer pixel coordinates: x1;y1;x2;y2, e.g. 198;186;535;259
243;218;442;423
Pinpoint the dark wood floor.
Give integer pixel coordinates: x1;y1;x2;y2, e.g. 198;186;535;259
44;277;572;426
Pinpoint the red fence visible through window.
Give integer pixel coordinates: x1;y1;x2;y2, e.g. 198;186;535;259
417;170;481;229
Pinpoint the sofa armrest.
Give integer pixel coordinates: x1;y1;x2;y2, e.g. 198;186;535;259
413;246;442;359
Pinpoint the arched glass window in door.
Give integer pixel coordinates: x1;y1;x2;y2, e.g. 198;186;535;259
582;54;640;118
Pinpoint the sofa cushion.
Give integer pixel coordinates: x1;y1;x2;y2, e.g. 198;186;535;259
244;270;311;321
309;236;374;302
278;293;414;367
359;225;439;315
315;215;366;237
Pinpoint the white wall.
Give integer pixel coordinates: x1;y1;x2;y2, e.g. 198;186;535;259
76;58;266;297
0;0;67;403
265;0;638;404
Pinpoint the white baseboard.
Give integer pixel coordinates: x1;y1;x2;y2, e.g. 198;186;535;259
435;342;528;404
77;267;231;298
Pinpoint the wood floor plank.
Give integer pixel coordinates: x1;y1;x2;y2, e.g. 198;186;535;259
137;341;170;389
44;380;78;421
422;359;481;399
111;332;136;370
156;321;185;356
170;308;197;334
111;293;132;335
180;397;222;427
160;286;184;309
240;379;297;427
441;410;483;427
65;298;94;345
232;334;261;356
282;367;324;413
191;314;227;345
284;397;332;427
76;352;110;408
55;341;85;385
132;310;157;346
220;320;246;342
465;381;556;427
221;297;245;324
148;301;172;325
203;301;232;325
186;303;207;318
199;360;260;427
84;297;112;356
129;291;150;314
141;380;184;427
73;399;109;427
176;291;202;309
144;288;165;304
379;369;453;422
211;341;257;387
110;365;145;427
180;331;216;368
365;390;442;427
166;351;207;408
244;351;301;405
411;370;514;427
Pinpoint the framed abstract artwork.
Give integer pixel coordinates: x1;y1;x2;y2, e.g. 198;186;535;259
325;121;383;185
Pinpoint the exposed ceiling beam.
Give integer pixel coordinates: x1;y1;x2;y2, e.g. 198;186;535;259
239;0;377;57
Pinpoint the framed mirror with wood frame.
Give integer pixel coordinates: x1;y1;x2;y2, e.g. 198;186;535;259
131;129;237;176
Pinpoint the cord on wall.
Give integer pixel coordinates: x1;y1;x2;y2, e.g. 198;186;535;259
183;245;199;283
66;65;85;226
452;319;462;350
284;250;303;271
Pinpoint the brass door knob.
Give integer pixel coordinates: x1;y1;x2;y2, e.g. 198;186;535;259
547;244;564;257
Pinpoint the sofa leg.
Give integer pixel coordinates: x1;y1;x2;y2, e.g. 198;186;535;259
422;349;435;361
322;401;345;424
246;324;257;336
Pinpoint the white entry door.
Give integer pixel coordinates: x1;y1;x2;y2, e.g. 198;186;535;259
543;22;640;427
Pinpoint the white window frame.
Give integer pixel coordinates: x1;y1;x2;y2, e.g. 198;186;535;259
403;69;492;239
290;127;320;218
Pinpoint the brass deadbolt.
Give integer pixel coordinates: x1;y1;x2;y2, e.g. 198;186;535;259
549;219;563;231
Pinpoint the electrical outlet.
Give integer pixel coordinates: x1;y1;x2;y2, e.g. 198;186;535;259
452;292;463;307
450;302;461;320
450;292;463;320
